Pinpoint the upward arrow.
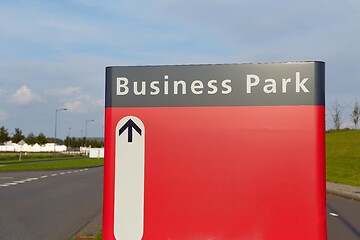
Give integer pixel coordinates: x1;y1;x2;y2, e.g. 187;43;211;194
118;119;142;143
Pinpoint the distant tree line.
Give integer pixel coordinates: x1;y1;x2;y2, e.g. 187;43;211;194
0;126;103;148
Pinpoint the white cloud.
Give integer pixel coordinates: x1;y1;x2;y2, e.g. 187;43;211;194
11;85;43;106
63;94;103;113
0;110;9;121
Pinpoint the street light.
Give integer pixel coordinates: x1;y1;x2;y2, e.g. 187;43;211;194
85;119;94;147
54;108;67;158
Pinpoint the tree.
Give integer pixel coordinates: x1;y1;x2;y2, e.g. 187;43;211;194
0;126;10;143
64;136;71;148
37;133;48;145
351;99;360;129
331;100;343;131
68;137;84;148
25;133;37;145
12;128;25;143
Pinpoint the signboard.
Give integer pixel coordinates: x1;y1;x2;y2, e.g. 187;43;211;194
103;62;326;239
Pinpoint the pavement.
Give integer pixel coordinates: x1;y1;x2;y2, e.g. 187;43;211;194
327;181;360;201
71;181;360;239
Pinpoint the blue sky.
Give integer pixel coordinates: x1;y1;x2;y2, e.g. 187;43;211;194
0;0;360;138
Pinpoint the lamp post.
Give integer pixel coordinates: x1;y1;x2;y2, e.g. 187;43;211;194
84;119;94;148
54;108;67;158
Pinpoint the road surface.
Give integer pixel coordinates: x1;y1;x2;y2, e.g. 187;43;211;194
327;194;360;240
0;166;103;240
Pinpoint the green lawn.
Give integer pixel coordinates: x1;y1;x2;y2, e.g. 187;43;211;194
0;152;83;163
95;230;102;240
0;158;103;171
326;130;360;186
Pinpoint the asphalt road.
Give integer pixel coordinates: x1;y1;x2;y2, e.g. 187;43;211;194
0;166;103;240
327;194;360;240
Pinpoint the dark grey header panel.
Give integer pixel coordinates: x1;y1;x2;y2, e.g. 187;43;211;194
105;62;325;107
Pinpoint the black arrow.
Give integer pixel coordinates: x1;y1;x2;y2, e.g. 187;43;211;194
119;119;142;143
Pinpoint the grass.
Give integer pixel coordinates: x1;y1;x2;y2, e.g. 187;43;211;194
95;230;102;240
0;152;104;171
326;130;360;186
0;152;83;163
0;158;103;171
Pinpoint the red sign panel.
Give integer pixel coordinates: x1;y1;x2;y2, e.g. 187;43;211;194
103;62;326;239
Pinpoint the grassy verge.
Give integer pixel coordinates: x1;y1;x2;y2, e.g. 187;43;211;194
0;158;103;171
326;130;360;186
0;152;84;164
95;230;102;240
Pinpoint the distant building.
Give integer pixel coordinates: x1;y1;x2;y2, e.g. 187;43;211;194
88;148;104;158
0;141;67;152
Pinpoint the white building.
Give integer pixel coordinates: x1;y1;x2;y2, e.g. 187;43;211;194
88;148;104;158
0;141;67;152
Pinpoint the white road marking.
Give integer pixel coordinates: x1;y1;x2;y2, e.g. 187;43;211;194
13;180;26;184
23;178;37;182
0;167;92;189
330;212;339;217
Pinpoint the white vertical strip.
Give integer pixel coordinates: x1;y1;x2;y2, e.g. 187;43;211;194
114;116;145;240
